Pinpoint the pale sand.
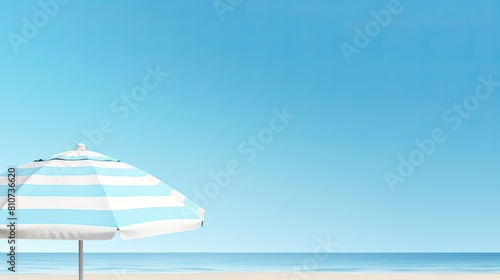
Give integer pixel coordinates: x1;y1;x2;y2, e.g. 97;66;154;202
0;274;499;280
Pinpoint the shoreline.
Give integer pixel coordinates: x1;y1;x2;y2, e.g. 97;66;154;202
1;273;500;280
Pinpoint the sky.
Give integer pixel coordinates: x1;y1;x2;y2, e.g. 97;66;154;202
0;0;499;253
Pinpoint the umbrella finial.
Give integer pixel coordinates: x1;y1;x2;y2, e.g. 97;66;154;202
76;143;86;150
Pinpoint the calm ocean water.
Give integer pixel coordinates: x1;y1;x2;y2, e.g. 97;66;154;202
1;253;499;274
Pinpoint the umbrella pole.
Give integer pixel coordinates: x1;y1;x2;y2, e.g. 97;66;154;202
78;240;83;280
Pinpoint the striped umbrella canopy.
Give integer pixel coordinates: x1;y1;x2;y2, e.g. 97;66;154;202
0;143;205;278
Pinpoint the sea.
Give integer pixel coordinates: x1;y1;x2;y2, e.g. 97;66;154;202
0;253;499;274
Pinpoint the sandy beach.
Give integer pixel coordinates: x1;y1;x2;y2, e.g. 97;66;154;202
1;274;499;280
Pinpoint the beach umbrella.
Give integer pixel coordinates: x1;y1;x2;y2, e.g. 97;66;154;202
0;143;205;279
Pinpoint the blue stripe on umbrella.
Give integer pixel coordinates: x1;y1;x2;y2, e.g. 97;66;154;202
15;166;149;177
0;183;174;197
1;207;200;227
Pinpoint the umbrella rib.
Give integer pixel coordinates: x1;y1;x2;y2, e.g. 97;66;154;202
88;162;120;232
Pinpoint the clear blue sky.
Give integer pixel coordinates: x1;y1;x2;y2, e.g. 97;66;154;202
0;0;499;252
